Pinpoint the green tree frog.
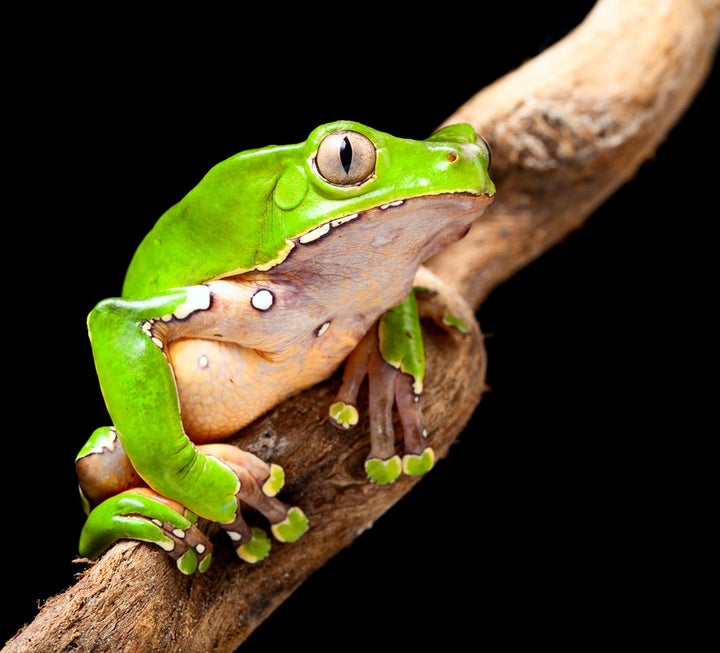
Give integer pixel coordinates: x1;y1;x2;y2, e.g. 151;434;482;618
75;120;495;575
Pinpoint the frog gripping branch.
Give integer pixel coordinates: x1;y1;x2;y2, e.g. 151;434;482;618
75;120;495;574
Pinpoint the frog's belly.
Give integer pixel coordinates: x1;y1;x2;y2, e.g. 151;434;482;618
168;335;356;442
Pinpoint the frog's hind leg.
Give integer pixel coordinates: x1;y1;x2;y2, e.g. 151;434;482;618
76;427;214;574
199;444;309;563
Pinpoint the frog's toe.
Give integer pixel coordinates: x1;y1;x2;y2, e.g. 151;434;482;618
270;506;309;543
167;521;214;574
415;281;472;335
137;512;214;574
365;455;403;485
262;463;285;497
176;545;213;574
329;401;359;429
236;527;272;563
402;447;435;476
440;312;471;334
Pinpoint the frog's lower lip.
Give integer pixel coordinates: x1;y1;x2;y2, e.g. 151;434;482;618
296;191;493;247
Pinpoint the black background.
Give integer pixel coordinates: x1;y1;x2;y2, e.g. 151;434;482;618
4;3;716;649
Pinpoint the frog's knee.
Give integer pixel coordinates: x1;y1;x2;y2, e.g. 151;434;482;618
76;427;143;512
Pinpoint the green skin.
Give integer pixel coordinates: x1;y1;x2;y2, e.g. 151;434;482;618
76;120;495;574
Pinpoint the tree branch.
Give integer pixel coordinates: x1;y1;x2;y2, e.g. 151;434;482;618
428;0;720;309
4;1;717;651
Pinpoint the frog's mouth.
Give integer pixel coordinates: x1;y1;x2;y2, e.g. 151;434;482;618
294;191;494;248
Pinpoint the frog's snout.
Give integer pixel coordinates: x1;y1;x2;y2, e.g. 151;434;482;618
445;136;495;198
460;141;484;158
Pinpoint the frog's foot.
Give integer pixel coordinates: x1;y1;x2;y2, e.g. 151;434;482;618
201;443;286;497
79;489;214;575
219;512;273;563
203;449;307;561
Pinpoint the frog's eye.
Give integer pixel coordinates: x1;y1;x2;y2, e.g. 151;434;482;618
315;130;376;186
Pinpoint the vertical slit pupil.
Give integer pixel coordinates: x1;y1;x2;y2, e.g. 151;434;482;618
340;136;353;174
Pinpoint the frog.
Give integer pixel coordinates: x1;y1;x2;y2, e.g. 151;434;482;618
75;120;495;575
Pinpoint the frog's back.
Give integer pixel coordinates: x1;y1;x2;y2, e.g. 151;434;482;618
122;200;256;297
121;145;295;298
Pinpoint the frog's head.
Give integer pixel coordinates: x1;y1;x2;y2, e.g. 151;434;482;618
123;121;494;296
265;120;495;269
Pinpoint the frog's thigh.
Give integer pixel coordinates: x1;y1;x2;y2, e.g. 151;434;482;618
168;338;277;441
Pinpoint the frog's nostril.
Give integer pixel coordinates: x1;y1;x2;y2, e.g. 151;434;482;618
445;152;459;163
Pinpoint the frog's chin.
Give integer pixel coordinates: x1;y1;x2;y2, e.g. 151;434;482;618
426;220;474;258
385;191;493;259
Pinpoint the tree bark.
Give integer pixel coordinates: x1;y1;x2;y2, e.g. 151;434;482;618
4;1;717;651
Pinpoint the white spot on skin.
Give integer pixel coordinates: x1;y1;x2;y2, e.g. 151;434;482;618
330;213;359;227
141;320;165;350
380;199;405;209
81;427;119;457
173;285;212;320
152;519;163;527
141;288;211;350
252;289;274;311
196;544;206;554
198;355;209;369
317;322;330;337
172;528;186;538
227;531;242;542
299;223;330;243
298;213;361;245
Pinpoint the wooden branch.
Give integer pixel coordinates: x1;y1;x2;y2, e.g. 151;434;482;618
428;0;720;309
5;1;717;651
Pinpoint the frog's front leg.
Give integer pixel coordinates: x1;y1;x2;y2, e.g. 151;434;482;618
77;428;306;572
83;286;307;571
329;269;473;485
87;287;242;522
